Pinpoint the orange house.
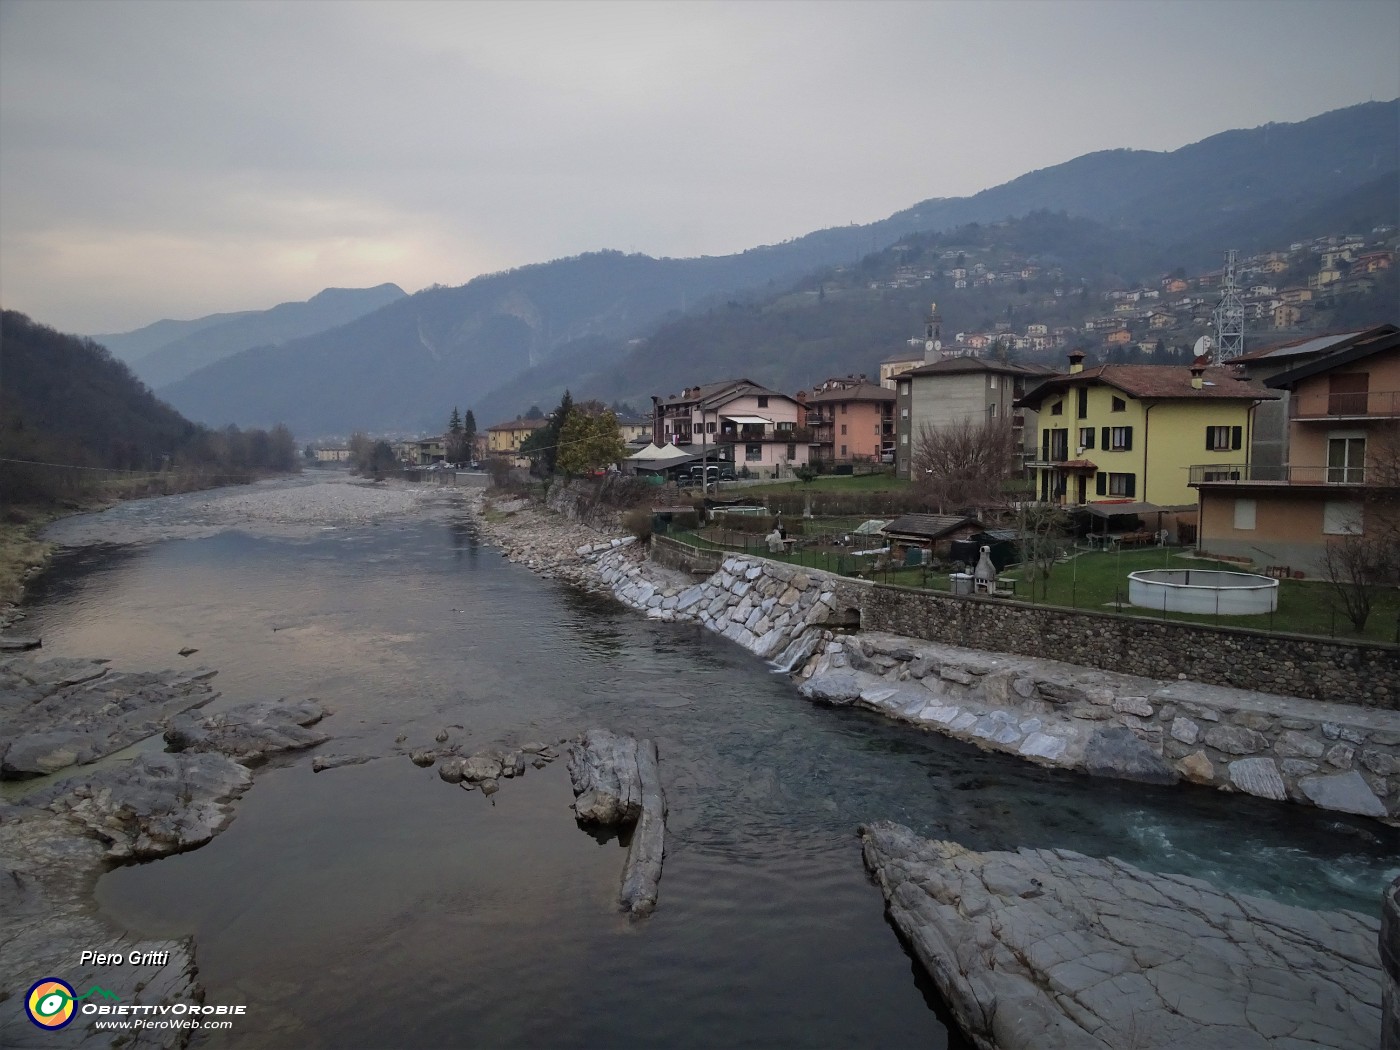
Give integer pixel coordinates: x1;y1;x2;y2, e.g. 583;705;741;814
801;377;896;464
1193;325;1400;575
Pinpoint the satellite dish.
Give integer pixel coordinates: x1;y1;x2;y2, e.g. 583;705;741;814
1193;335;1212;357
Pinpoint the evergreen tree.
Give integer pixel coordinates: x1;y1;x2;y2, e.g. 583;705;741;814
463;410;477;464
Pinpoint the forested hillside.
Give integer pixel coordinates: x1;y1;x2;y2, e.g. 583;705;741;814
0;311;298;504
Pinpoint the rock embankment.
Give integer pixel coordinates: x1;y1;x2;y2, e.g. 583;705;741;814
1;656;219;778
471;490;1400;824
859;820;1383;1050
569;729;667;917
803;633;1400;823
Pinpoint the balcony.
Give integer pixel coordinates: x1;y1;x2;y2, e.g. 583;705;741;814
1289;389;1400;421
1188;463;1389;487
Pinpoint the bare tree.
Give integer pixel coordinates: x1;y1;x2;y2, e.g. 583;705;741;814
1015;500;1070;600
912;417;1020;514
1320;532;1393;632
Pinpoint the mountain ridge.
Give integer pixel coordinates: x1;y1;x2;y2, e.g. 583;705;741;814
152;99;1398;436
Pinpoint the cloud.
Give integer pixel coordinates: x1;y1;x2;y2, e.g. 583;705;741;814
1;0;1397;332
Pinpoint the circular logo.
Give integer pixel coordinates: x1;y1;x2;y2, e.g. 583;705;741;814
26;978;77;1030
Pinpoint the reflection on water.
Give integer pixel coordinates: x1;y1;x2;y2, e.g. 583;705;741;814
15;487;1396;1049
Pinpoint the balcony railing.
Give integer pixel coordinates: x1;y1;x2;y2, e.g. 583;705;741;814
1188;463;1388;486
1289;389;1400;420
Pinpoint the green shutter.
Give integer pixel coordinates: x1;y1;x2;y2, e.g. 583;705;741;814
1123;427;1133;451
1125;473;1136;498
1096;473;1107;496
1231;425;1243;450
1205;426;1214;450
1101;426;1110;449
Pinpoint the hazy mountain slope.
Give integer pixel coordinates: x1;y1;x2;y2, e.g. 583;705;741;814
159;99;1398;435
103;284;408;388
93;310;258;365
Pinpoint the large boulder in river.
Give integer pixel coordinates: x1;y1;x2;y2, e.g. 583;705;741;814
859;820;1381;1050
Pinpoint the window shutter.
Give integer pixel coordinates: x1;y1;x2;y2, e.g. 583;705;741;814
1101;426;1110;449
1231;425;1243;451
1096;473;1107;496
1205;426;1214;450
1084;428;1095;449
1123;427;1133;451
1125;474;1136;498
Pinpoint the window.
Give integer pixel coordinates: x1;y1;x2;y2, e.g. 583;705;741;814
989;403;999;418
1111;396;1127;412
745;443;762;462
901;408;909;419
1323;500;1363;535
989;375;999;389
1328;373;1369;415
707;421;717;434
840;423;847;435
900;434;908;445
1327;436;1365;483
840;445;847;457
787;443;797;459
899;381;910;395
1095;472;1136;497
1233;499;1256;530
840;403;848;414
1076;388;1088;419
757;396;769;408
1050;401;1064;416
1078;427;1095;450
776;421;794;432
1206;425;1242;452
1103;426;1133;451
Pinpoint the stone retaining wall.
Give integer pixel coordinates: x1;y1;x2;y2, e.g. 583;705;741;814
1386;874;1400;1050
650;534;725;577
799;632;1400;824
862;583;1400;710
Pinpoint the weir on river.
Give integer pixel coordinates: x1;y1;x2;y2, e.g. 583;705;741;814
12;475;1400;1048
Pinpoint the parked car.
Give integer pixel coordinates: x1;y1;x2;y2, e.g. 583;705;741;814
690;463;735;481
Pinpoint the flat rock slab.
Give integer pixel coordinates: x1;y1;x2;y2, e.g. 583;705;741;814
859;820;1381;1050
0;656;219;778
0;752;254;1048
164;698;329;764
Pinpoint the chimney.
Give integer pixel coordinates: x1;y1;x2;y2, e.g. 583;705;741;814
1190;357;1208;390
1068;349;1086;374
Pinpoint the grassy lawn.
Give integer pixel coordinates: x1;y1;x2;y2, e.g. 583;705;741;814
1000;547;1400;643
668;530;1400;644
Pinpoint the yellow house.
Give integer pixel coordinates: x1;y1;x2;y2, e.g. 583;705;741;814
1015;353;1276;508
486;417;547;454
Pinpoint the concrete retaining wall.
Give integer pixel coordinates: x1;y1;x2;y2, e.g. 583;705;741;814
861;583;1400;710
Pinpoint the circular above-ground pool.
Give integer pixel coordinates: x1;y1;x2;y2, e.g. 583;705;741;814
1127;568;1279;615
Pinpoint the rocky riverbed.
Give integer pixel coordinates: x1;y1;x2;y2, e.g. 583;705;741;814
0;696;330;1049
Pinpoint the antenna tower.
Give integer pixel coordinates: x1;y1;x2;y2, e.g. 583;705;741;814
1212;249;1245;361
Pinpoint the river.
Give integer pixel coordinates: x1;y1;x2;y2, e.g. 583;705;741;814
18;475;1399;1048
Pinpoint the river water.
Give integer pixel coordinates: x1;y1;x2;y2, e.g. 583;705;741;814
19;476;1400;1048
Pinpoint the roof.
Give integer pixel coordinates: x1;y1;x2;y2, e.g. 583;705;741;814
1015;365;1275;409
487;417;548;432
654;378;793;410
1231;327;1386;363
1078;501;1195;519
902;357;1051;379
804;380;896;404
1264;326;1400;390
880;514;982;540
882;350;925;364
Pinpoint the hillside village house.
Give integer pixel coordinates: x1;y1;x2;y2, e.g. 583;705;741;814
1014;352;1276;510
650;379;809;478
801;376;896;465
894;358;1054;480
1192;325;1400;574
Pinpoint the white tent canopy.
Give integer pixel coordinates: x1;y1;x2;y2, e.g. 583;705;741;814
645;443;693;461
722;415;773;425
626;443;665;461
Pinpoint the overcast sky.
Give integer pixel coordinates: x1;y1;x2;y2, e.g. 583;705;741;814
2;0;1397;335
